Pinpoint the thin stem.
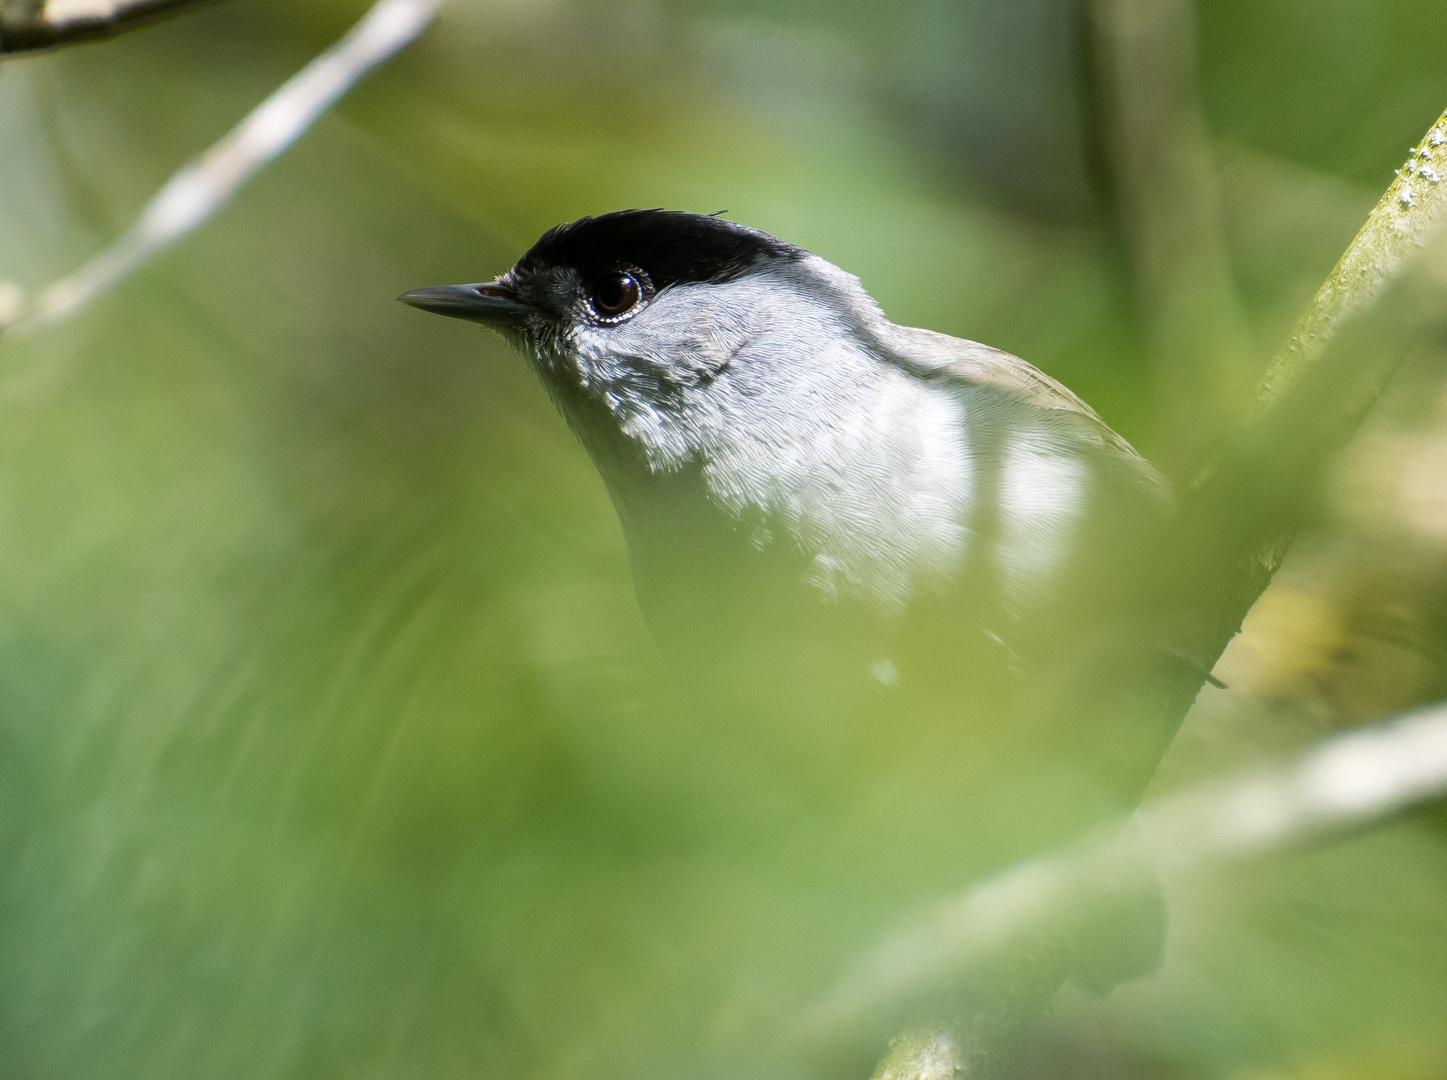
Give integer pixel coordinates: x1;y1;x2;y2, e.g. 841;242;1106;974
1089;0;1253;469
0;0;213;54
0;0;443;338
800;696;1447;1050
1258;109;1447;405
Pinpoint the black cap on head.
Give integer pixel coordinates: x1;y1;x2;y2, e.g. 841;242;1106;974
514;209;804;291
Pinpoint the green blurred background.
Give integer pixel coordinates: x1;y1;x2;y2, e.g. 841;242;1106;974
2;1;1447;1077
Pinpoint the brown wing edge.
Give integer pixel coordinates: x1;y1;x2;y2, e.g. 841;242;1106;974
882;324;1154;465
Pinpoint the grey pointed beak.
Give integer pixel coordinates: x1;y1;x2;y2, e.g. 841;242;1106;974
397;282;535;327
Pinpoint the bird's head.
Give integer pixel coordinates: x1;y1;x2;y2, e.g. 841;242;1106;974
401;209;808;376
399;210;892;467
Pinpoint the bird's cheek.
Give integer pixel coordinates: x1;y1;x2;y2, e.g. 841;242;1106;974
668;335;738;383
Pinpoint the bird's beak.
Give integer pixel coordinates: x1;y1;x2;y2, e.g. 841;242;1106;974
397;281;535;327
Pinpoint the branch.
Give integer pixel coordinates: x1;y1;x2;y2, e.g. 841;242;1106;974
1258;110;1447;405
1089;0;1254;468
0;0;214;54
853;106;1447;1080
1157;111;1447;722
0;0;443;338
799;697;1447;1053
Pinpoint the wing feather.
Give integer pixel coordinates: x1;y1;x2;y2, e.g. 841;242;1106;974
883;324;1148;463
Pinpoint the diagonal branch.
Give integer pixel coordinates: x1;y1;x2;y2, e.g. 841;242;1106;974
842;105;1447;1080
799;696;1447;1052
0;0;215;55
1166;109;1447;716
0;0;443;339
1258;112;1447;405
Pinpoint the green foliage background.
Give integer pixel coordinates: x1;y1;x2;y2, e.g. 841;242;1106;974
2;1;1447;1078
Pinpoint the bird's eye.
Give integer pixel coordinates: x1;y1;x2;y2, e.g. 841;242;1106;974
590;273;642;320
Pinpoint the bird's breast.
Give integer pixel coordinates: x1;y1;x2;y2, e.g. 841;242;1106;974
700;379;977;611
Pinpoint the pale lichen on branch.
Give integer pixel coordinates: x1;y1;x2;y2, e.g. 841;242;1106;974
1260;109;1447;404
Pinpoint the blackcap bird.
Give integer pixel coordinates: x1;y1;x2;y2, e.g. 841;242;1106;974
401;210;1167;672
401;209;1172;996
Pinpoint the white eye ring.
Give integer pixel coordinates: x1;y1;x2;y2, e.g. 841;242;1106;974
589;273;643;323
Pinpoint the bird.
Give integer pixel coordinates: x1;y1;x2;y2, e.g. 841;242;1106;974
400;209;1167;673
400;208;1173;995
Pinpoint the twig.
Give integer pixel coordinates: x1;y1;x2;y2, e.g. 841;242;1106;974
0;0;443;338
799;697;1447;1048
0;0;214;55
1258;110;1447;404
1089;0;1253;468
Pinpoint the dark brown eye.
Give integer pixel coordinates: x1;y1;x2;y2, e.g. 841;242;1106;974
590;273;642;319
